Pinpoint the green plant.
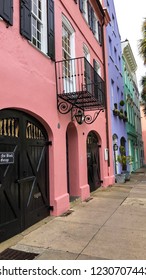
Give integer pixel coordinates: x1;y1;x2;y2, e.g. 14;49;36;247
117;146;133;171
119;109;124;119
138;19;146;65
119;145;125;154
113;108;120;116
119;100;125;106
117;155;133;166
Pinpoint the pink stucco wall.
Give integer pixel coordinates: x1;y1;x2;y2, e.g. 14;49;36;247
140;106;146;164
0;0;114;216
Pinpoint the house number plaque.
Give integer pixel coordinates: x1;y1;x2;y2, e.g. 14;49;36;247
0;152;14;164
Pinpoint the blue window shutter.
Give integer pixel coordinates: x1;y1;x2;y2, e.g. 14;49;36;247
47;0;55;60
0;0;13;26
20;0;31;40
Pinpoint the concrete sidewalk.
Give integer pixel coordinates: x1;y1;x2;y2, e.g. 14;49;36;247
1;167;146;260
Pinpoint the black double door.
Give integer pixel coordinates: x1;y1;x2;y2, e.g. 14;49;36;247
0;110;49;242
87;132;101;192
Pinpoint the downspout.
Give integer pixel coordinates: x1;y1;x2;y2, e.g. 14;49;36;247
101;9;111;168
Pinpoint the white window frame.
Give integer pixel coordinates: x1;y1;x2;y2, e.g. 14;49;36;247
94;16;99;42
82;0;88;22
94;60;101;77
62;15;75;93
31;0;47;54
83;43;90;62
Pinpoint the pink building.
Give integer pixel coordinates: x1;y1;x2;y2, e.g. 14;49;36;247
0;0;114;242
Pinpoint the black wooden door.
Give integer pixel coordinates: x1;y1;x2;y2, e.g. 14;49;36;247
0;110;49;242
87;132;101;192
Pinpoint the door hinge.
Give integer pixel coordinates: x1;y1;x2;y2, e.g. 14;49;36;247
49;205;54;211
98;145;101;148
100;180;103;183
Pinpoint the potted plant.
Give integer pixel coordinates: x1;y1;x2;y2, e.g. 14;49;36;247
113;108;120;116
116;145;133;182
119;109;124;119
113;103;120;116
119;100;125;106
123;111;128;122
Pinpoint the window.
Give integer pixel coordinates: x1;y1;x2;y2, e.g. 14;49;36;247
83;44;91;92
106;0;110;12
62;15;75;77
111;79;114;99
94;16;102;45
112;14;116;33
79;0;88;21
0;0;13;25
62;24;72;77
109;37;113;58
118;56;121;71
83;44;90;62
93;59;101;76
20;0;55;60
87;1;94;31
94;16;99;41
31;0;47;52
62;15;75;93
114;47;117;65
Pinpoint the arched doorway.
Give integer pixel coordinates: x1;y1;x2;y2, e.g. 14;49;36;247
0;109;50;242
87;131;101;192
66;123;79;201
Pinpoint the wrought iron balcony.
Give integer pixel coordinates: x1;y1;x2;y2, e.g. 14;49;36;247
55;57;105;115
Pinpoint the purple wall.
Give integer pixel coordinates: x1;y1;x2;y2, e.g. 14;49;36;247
104;0;128;174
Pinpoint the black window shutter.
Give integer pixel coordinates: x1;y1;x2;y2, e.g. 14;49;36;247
98;21;102;45
92;10;96;34
47;0;55;60
0;0;13;26
91;7;95;33
93;59;98;84
87;1;91;28
20;0;31;41
93;59;96;70
79;0;83;12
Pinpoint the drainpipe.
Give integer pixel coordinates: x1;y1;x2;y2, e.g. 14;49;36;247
101;9;111;168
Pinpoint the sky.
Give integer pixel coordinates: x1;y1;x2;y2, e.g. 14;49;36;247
114;0;146;91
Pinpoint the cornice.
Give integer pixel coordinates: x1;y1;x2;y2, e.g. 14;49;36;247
123;43;137;73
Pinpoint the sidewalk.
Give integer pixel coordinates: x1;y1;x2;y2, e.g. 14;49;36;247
1;167;146;260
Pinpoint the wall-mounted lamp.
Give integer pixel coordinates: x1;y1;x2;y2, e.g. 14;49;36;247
73;109;85;125
71;107;104;125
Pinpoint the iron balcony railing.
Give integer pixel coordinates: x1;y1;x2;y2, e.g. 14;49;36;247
55;57;105;111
